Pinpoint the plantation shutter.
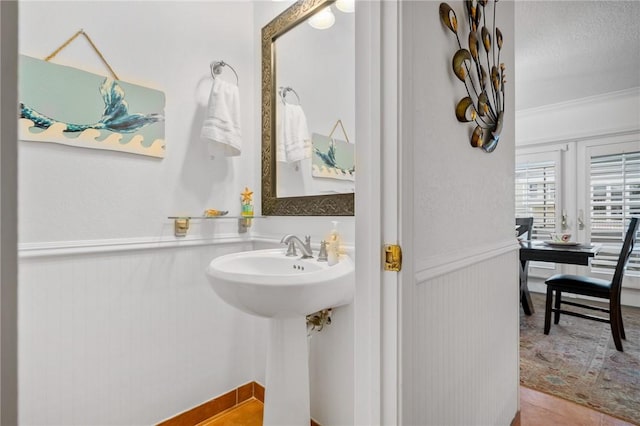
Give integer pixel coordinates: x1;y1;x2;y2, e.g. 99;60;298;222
589;151;640;276
515;160;556;240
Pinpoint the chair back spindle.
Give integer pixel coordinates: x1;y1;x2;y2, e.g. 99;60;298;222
516;217;534;239
611;217;639;300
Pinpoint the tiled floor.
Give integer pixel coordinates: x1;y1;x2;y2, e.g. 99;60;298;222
197;387;637;426
196;399;263;426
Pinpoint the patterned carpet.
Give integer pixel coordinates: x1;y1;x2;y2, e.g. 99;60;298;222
520;292;640;425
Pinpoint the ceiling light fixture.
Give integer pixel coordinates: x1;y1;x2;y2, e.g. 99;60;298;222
308;6;335;30
335;0;355;13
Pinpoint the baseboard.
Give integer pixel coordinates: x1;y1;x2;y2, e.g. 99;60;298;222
510;410;521;426
157;381;264;426
158;381;323;426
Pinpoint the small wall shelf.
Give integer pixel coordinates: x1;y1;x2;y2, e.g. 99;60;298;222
168;216;265;237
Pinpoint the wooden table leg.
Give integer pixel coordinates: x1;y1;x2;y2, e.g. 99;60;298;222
520;259;535;315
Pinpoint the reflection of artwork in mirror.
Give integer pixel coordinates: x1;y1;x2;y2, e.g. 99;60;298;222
312;134;355;182
262;0;355;216
274;1;355;198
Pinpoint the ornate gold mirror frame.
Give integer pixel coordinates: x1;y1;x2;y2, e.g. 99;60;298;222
261;0;355;216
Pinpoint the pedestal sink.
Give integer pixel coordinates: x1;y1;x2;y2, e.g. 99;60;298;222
205;248;355;426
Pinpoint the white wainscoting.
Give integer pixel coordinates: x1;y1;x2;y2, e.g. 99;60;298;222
402;246;520;425
18;240;268;425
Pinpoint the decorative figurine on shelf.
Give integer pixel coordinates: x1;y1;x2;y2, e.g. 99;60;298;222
240;187;254;217
204;209;228;217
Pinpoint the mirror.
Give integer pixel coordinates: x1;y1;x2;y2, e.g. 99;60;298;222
261;0;355;216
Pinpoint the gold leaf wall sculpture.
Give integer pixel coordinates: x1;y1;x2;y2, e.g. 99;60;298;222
440;0;506;153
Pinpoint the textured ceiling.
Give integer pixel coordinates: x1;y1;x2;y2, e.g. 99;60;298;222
514;0;640;110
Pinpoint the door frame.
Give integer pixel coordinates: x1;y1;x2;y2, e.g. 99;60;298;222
0;1;19;423
354;1;401;424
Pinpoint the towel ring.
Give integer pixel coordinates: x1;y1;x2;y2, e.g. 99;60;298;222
279;86;301;105
211;60;239;85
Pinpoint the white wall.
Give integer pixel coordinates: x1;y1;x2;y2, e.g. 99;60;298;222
400;1;519;424
18;1;257;243
516;88;640;146
18;1;356;425
1;2;19;424
18;2;267;425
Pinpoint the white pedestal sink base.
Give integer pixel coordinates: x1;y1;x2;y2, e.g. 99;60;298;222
263;317;310;426
206;249;354;424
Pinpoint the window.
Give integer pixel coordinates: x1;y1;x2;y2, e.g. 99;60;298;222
517;138;639;288
589;150;640;276
515;160;556;240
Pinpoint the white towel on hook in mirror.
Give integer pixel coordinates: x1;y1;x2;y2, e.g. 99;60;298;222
276;101;311;163
201;78;242;157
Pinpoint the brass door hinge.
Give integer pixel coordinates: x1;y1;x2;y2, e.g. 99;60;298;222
384;244;402;272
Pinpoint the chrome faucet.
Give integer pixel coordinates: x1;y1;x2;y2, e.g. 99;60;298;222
280;234;313;259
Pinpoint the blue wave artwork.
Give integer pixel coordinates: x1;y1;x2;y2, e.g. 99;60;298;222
311;133;355;181
18;55;166;158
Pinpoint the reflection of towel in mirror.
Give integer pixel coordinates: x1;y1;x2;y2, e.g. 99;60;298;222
201;78;242;157
276;102;311;163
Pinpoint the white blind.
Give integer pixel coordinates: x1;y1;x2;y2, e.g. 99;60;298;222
589;151;640;275
515;160;556;240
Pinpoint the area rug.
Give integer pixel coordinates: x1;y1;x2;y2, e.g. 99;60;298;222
520;293;640;425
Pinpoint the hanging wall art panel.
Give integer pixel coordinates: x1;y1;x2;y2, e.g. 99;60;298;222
19;55;166;158
311;133;355;181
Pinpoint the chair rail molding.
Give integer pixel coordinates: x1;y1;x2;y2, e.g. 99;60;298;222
18;233;252;259
415;239;519;283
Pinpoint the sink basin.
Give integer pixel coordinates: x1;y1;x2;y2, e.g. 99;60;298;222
206;248;354;318
205;248;355;426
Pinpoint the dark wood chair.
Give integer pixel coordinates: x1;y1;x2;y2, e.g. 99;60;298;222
543;217;639;351
517;217;535;314
516;217;534;240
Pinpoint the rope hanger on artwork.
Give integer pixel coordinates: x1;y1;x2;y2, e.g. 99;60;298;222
44;29;120;80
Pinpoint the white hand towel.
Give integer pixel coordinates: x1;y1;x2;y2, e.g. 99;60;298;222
201;78;242;157
277;103;311;163
276;100;286;163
